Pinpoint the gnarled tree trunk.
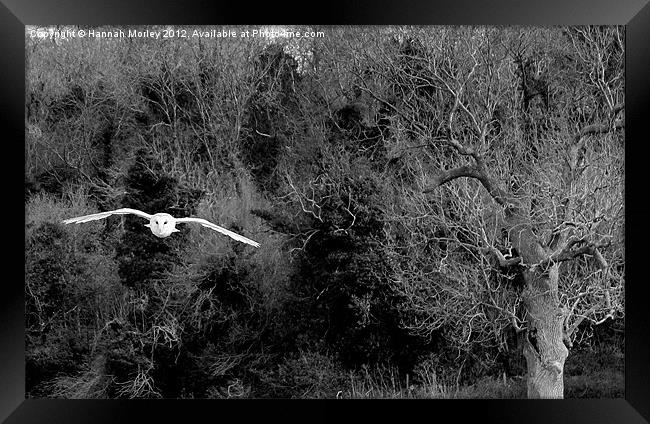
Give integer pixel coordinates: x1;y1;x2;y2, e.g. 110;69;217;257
521;265;568;398
509;218;570;399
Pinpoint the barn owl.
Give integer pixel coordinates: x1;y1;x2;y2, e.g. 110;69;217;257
62;208;260;247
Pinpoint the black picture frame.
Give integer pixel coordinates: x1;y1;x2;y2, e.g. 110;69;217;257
3;0;649;422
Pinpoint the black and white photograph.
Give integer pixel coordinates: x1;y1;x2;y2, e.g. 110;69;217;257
24;25;625;400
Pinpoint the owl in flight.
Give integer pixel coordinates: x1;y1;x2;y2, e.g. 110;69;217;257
62;208;260;248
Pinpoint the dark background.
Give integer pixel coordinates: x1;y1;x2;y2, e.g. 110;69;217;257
2;0;649;422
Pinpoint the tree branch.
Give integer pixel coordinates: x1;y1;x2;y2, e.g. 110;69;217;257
422;146;516;212
423;164;483;191
479;227;523;267
533;240;609;271
573;123;619;144
569;104;625;176
481;245;522;267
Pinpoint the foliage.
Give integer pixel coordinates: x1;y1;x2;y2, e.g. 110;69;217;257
25;25;624;399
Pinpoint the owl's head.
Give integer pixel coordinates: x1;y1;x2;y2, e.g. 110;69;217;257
145;213;179;238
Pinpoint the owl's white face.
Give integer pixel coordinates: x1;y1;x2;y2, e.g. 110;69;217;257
145;213;179;238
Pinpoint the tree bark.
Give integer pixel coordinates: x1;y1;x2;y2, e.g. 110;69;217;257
508;216;569;398
521;265;568;398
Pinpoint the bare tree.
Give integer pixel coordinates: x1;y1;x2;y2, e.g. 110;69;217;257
346;26;624;398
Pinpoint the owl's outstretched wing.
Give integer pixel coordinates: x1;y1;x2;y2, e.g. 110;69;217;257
62;208;153;224
175;217;260;247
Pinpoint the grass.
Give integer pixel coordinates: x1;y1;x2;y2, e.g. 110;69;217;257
344;372;526;399
33;340;623;399
564;369;624;398
341;369;622;399
337;349;623;399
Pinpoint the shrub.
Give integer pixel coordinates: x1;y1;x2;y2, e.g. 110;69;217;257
251;351;348;398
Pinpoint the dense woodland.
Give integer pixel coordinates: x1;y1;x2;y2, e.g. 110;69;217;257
25;26;624;399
